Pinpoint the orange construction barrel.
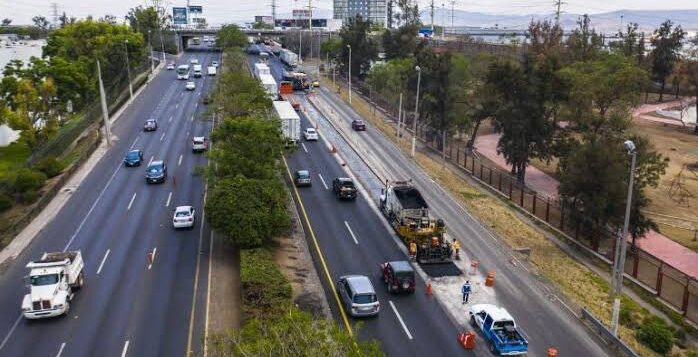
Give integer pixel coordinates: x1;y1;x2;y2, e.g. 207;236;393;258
485;271;495;287
547;347;558;357
457;331;476;349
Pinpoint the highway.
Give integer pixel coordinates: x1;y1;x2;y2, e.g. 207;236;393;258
0;48;219;357
260;50;611;356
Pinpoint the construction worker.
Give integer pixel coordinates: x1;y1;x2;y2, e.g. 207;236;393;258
462;281;471;304
452;239;461;260
409;241;417;261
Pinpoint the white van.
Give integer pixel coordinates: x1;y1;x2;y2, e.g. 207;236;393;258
193;64;203;78
207;66;216;76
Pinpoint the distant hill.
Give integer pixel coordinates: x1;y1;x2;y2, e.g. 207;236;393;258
426;9;698;33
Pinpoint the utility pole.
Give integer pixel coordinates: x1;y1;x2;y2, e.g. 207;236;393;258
411;66;421;158
397;92;403;138
387;0;393;29
430;0;435;32
271;0;277;24
441;3;445;39
123;40;134;100
309;0;313;63
451;0;455;30
97;60;112;147
554;0;563;25
148;30;154;73
347;44;352;104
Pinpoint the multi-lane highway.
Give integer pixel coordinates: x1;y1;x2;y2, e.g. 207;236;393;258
257;50;611;356
0;49;219;357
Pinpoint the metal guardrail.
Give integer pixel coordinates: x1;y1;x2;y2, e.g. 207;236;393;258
581;308;640;357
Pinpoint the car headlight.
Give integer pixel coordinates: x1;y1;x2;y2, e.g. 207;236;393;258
54;304;64;309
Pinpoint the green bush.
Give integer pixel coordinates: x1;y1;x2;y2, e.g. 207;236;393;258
34;156;65;178
635;316;675;354
240;248;292;320
0;193;12;212
21;190;40;204
12;169;46;194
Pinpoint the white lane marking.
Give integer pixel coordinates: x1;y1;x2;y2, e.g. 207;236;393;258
165;192;172;207
121;340;129;357
389;301;413;340
301;142;308;153
176;103;179;109
160;133;165;141
318;173;329;190
56;342;66;357
96;249;110;275
168;115;173;122
127;193;137;211
148;156;154;166
204;231;213;357
130;136;139;149
344;221;359;244
148;247;157;270
190;115;194;122
178;154;183;166
195;102;199;109
180;92;184;97
0;315;21;351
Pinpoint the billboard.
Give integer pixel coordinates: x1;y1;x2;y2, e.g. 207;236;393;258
292;9;311;20
188;6;203;14
255;16;274;25
173;7;187;25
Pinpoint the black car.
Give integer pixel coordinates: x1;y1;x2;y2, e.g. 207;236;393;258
380;261;416;294
145;160;167;184
351;119;366;131
332;177;357;200
143;119;158;131
294;170;312;187
123;149;144;167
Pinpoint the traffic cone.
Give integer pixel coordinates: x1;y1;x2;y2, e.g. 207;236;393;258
485;271;495;287
469;260;479;276
425;280;433;297
547;347;558;357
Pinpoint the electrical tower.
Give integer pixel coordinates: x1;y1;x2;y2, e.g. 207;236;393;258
430;0;435;32
271;0;276;23
51;2;60;27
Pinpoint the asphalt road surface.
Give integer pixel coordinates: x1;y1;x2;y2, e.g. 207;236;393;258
0;49;219;357
259;50;610;357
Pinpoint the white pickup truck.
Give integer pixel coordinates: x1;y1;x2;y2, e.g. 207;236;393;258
21;251;85;319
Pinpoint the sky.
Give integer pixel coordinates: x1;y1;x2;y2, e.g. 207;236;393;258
1;0;697;26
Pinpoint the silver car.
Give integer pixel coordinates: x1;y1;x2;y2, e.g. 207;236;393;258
337;275;380;317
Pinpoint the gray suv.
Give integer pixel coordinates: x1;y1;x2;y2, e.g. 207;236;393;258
336;275;379;317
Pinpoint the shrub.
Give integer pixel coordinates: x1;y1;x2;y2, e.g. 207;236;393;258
21;190;40;204
635;316;675;355
0;193;12;212
34;156;65;178
240;248;292;320
12;169;46;194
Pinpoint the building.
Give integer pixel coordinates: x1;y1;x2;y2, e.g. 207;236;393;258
254;16;274;25
275;18;343;31
333;0;387;28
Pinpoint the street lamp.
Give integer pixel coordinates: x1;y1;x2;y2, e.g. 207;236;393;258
610;139;637;336
123;39;134;100
411;65;422;158
347;44;352;104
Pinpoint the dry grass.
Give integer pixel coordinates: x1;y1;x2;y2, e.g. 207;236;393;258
322;76;679;356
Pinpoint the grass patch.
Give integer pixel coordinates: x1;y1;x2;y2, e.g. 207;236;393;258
323;75;698;356
0;141;30;179
240;248;293;321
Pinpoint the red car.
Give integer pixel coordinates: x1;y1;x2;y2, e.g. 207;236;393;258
351;119;366;131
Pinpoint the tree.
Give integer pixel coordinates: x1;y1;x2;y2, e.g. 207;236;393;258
565;15;603;62
214;71;271;118
558;134;667;248
367;57;416;109
206;176;290;248
1;18;11;27
31;16;50;31
101;14;117;24
382;23;420;60
252;21;273;30
649;20;686;102
216;24;247;49
679;37;698;132
394;0;420;28
340;15;377;79
320;37;343;61
527;20;563;60
58;12;76;28
209;307;383;357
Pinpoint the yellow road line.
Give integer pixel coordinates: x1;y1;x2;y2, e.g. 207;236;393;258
281;155;354;337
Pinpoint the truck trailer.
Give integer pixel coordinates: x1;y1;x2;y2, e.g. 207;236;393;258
22;251;85;319
380;180;452;264
280;49;299;68
273;100;301;144
259;73;278;100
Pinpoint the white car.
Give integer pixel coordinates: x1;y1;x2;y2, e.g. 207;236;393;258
192;136;208;152
190;58;199;64
303;127;319;141
212;61;219;68
185;81;196;91
173;206;196;229
166;63;175;70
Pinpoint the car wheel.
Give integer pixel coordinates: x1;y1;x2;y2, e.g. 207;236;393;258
76;272;85;289
488;342;495;354
63;302;70;316
470;315;477;327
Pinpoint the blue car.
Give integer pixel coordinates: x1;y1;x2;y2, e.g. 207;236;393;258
124;149;144;167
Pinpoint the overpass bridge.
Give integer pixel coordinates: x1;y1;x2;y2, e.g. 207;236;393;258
167;27;288;51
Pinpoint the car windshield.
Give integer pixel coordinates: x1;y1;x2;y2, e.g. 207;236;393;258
126;152;139;159
353;294;376;304
339;180;355;188
146;120;155;125
306;128;316;133
30;274;59;286
355;120;364;125
175;211;190;217
148;165;162;173
194;139;204;144
394;270;414;279
297;171;309;178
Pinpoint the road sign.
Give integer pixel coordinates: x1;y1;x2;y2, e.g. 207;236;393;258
173;7;187;25
188;5;203;14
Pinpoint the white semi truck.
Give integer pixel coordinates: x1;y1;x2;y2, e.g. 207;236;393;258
259;73;278;100
21;251;85;319
273;100;300;144
254;63;271;79
280;49;298;68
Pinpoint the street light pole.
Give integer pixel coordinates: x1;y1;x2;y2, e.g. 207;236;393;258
411;65;421;158
610;140;637;336
123;39;134;100
148;29;155;73
347;44;352;104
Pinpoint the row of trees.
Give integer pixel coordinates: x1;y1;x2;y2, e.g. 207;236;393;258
324;14;696;250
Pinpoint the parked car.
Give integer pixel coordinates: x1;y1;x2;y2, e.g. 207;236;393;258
185;81;196;91
212;60;219;67
332;177;357;200
303;127;319;141
143;119;158;131
337;275;380;317
166;62;175;70
145;160;167;184
294;170;312;187
380;261;415;293
192;136;208;152
172;206;196;229
123;149;144;167
351;119;366;131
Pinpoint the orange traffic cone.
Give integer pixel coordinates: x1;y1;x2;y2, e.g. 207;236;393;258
426;280;433;297
547;347;558;357
485;271;495;287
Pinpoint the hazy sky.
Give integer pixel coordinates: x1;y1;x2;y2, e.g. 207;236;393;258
2;0;697;25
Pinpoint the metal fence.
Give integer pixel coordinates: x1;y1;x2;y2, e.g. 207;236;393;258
581;308;640;357
346;76;698;324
